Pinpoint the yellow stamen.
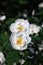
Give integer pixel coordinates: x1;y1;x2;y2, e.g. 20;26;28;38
17;26;24;31
32;29;34;33
17;38;23;45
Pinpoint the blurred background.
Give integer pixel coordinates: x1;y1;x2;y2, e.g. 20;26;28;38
0;0;43;65
0;0;43;17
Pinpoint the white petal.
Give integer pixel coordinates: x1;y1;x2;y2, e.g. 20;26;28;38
27;37;31;43
24;20;30;28
10;23;15;33
15;19;24;23
0;52;6;63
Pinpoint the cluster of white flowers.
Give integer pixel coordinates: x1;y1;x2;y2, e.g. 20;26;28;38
0;52;6;64
10;19;40;50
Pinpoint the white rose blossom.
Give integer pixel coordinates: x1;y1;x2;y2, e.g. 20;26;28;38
10;19;29;33
0;52;6;64
39;2;43;8
10;32;31;50
10;19;31;50
0;15;6;21
29;24;40;34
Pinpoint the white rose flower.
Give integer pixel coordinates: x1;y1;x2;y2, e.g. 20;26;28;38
39;2;43;8
10;32;31;50
0;15;6;21
29;24;40;34
10;19;29;33
0;52;6;64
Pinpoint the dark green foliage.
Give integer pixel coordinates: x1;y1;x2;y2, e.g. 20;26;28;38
0;0;43;65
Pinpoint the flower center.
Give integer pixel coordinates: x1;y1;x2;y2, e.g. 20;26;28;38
17;38;23;45
17;26;24;31
31;29;34;33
